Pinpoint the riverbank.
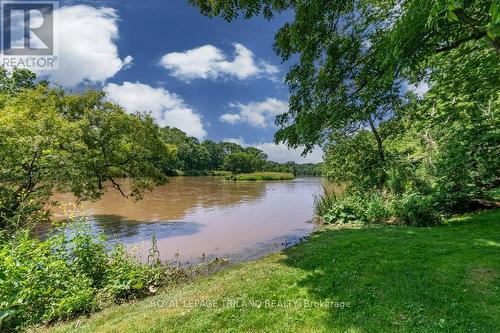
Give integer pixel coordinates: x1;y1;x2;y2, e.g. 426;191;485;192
43;209;499;332
225;172;295;181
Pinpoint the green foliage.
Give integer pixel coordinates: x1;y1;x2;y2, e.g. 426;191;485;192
0;230;95;331
487;187;500;201
391;0;499;72
223;152;258;174
319;37;499;226
226;172;294;181
211;170;233;177
0;72;173;232
0;67;40;97
159;127;312;177
316;190;442;227
188;0;288;20
391;193;442;227
316;192;388;225
324;131;388;191
263;161;324;176
0;221;191;332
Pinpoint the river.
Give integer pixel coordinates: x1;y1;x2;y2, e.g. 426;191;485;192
47;177;324;264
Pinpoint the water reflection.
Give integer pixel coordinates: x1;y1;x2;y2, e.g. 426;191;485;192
51;177;268;222
48;177;324;263
91;216;203;243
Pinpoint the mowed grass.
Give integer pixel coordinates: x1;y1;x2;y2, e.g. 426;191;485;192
42;209;500;333
227;172;295;181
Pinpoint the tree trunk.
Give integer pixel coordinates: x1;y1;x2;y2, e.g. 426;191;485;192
369;118;387;186
369;118;385;162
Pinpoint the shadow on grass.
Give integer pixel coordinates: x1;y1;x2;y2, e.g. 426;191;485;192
279;209;500;332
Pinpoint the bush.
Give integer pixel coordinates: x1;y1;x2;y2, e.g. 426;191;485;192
316;191;441;226
0;230;96;331
364;192;390;224
391;193;442;227
183;170;211;176
315;193;366;224
0;221;194;332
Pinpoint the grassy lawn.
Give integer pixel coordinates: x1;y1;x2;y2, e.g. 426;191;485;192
226;172;295;181
42;209;500;333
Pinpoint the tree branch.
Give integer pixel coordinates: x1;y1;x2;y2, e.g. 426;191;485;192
110;178;129;199
435;31;486;53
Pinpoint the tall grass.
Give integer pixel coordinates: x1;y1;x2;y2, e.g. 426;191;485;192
211;170;233;177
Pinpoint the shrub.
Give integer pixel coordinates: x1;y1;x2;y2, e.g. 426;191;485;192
315;193;366;224
364;192;390;224
0;230;96;331
391;193;442;227
0;221;196;332
184;170;211;176
316;190;441;226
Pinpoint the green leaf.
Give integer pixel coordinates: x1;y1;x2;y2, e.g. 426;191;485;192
448;10;459;21
487;29;496;40
131;281;144;290
490;1;498;19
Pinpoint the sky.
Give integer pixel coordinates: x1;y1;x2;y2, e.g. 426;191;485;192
34;0;323;163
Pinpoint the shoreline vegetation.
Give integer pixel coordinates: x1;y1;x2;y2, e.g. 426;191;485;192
225;172;295;181
0;221;231;332
41;209;500;333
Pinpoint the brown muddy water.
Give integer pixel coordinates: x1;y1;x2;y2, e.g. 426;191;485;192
44;177;324;264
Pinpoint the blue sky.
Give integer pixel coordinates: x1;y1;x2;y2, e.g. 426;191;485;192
41;0;323;163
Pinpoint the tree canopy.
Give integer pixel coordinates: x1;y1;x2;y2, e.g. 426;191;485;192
189;0;499;224
0;71;172;231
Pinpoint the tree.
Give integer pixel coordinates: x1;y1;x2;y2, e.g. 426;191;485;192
401;42;500;209
190;0;498;190
189;0;498;149
243;147;267;170
220;141;244;155
190;0;405;186
202;140;226;170
0;85;172;231
389;0;499;73
223;152;256;174
0;67;41;97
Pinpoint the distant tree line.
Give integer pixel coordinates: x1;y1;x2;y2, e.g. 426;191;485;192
159;126;322;176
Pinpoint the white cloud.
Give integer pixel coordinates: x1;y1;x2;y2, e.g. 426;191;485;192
256;143;324;164
407;81;429;98
222;137;246;146
42;5;131;87
220;98;288;128
223;138;323;164
103;82;207;139
160;43;278;81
